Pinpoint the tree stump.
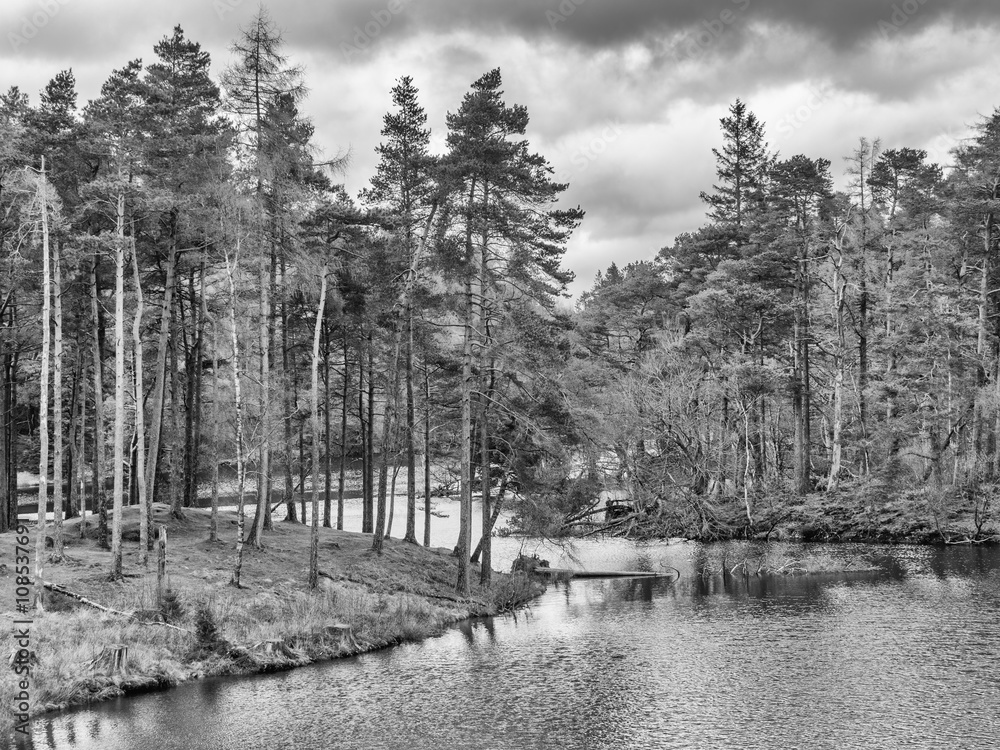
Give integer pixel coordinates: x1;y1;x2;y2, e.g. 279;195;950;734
312;623;357;648
254;639;296;658
156;526;167;608
90;645;129;676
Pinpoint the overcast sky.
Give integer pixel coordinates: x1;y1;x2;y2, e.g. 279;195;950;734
3;0;999;297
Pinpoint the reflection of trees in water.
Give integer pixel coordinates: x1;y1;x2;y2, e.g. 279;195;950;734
457;617;498;647
926;544;1000;579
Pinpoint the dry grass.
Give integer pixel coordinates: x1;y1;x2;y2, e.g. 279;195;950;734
0;504;537;727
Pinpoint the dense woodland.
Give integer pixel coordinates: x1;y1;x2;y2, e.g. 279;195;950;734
4;12;1000;596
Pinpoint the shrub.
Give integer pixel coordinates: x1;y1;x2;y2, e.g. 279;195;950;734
159;588;185;624
191;601;228;658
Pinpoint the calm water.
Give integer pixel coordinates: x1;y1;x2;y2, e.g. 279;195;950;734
11;533;1000;750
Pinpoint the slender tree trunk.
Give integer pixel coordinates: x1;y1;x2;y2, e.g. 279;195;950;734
35;160;52;608
131;236;149;565
210;321;220;543
52;236;64;559
404;310;418;544
400;205;436;543
90;257;108;548
74;344;87;533
0;305;12;533
337;333;348;531
478;225;492;585
168;336;183;518
281;287;296;524
828;240;847;491
457;267;474;595
323;323;332;528
386;462;400;539
456;180;478;595
184;264;206;511
7;319;16;533
145;226;177;506
250;240;271;547
358;332;368;532
309;263;328;587
424;361;432;547
472;473;507;563
366;334;375;532
110;192;127;579
793;235;811;495
226;243;248;588
373;332;401;553
298;414;306;524
66;363;78;520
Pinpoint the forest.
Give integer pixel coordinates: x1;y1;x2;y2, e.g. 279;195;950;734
4;9;1000;604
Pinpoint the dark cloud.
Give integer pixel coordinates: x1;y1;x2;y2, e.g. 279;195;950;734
322;0;1000;53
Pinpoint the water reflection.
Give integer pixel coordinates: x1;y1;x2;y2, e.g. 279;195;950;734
11;541;1000;750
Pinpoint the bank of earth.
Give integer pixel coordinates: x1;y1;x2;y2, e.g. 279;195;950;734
0;504;542;729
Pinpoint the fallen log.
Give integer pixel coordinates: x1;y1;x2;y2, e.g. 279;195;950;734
42;581;193;634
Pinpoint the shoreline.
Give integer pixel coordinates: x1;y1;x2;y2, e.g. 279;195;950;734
556;484;1000;546
1;504;544;734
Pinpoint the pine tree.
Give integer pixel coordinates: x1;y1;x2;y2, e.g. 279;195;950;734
362;76;438;550
699;99;771;252
444;68;581;592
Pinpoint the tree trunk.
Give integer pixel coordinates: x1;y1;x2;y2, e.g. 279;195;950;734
828;238;847;492
52;235;64;559
337;332;348;531
110;191;127;579
366;334;375;532
90;257;108;548
131;236;149;565
184;264;206;512
472;473;507;563
372;333;401;553
457;180;478;596
73;343;87;530
226;243;248;588
281;286;296;524
210;321;220;543
309;263;328;588
168;333;183;519
250;241;272;547
36;159;52;608
144;227;177;506
424;361;432;547
359;331;369;532
323;322;332;529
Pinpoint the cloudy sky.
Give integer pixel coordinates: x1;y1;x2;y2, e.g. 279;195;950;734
3;0;999;297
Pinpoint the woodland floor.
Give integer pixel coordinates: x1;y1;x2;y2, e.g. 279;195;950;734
0;504;540;731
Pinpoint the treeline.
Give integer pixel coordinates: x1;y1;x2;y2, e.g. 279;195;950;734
569;99;1000;538
1;11;582;595
9;12;998;591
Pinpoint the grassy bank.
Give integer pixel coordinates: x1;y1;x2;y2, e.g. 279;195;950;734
0;504;542;729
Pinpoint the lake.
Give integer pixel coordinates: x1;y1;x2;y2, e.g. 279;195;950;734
11;522;1000;749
